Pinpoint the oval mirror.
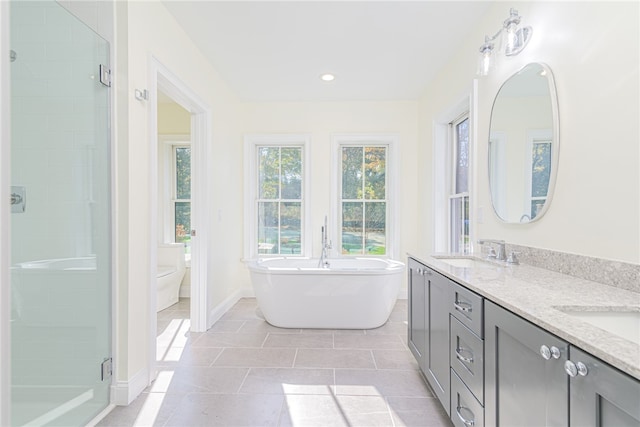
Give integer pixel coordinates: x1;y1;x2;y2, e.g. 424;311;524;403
488;62;559;223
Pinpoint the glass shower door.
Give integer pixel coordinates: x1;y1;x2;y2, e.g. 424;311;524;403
10;1;111;425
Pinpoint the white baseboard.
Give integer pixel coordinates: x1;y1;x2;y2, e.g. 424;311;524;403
110;367;149;406
207;288;250;329
179;285;191;298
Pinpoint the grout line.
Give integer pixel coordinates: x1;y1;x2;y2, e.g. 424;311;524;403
260;332;270;348
235;367;252;394
209;347;225;366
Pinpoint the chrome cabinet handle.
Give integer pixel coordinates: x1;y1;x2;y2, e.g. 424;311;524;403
455;347;474;364
540;345;561;360
565;360;588;377
454;300;472;313
456;406;475;426
540;345;551;360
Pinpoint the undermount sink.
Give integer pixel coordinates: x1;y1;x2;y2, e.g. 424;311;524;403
434;257;494;269
559;309;640;346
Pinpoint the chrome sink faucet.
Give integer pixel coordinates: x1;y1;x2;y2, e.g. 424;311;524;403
478;239;506;261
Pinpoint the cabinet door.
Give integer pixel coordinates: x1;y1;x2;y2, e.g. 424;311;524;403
568;347;640;427
426;268;451;415
407;258;426;370
485;301;569;426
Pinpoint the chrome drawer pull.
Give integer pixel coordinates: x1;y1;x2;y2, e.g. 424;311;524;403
456;406;475;426
455;347;474;364
454;300;473;313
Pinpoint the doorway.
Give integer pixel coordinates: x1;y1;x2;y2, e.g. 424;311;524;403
148;58;211;383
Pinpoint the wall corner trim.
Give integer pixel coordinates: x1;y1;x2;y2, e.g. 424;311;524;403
110;367;149;406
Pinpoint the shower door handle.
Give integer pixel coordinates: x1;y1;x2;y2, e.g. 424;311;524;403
11;186;26;213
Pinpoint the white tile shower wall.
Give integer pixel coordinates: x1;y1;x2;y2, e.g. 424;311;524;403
10;1;108;264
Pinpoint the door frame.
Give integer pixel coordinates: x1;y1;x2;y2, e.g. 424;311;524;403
148;56;210;380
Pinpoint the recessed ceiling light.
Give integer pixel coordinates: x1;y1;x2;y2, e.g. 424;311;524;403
320;73;335;82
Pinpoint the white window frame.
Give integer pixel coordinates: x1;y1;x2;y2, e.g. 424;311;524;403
331;134;398;259
433;87;475;254
159;135;191;246
488;131;506;217
171;144;191;248
244;134;311;259
448;113;471;254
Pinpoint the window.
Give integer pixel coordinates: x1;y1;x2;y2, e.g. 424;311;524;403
527;131;552;220
450;115;470;253
173;145;191;252
335;136;396;257
245;135;310;258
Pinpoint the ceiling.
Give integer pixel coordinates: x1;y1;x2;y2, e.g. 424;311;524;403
162;1;492;102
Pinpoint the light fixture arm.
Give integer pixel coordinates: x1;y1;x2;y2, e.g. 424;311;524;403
476;8;533;76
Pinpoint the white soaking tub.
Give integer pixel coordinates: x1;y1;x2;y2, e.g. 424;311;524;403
247;257;405;329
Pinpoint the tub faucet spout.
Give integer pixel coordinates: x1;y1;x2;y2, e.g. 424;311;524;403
319;216;332;268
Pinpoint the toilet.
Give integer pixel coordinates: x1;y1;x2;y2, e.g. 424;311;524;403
157;243;187;312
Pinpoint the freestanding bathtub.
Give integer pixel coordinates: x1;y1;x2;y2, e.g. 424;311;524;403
247;257;405;329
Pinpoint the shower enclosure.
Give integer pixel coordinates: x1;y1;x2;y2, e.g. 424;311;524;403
10;1;112;425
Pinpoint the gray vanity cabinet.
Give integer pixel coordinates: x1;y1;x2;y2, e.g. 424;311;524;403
568;347;640;427
407;258;450;415
408;258;427;370
425;268;451;414
485;300;569;427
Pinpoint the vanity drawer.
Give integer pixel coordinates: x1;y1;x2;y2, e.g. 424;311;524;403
451;369;484;427
450;315;484;404
450;282;484;338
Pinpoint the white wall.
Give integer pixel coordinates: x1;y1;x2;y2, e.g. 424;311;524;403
241;100;420;295
115;1;244;401
419;2;640;264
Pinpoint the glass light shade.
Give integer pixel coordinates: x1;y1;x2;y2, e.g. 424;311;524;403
477;43;495;76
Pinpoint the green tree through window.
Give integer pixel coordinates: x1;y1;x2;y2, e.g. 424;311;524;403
341;146;387;255
257;146;303;255
174;147;191;251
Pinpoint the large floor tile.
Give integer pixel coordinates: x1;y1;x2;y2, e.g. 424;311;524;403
334;369;431;397
334;333;406;350
192;332;268;348
100;298;456;427
164;393;284;427
96;391;185;427
365;320;408;335
263;333;334;349
213;347;297;368
239;320;302;334
295;348;376;369
387;396;453;426
279;394;393;427
157;345;223;367
372;349;420;370
146;366;249;395
239;367;334;395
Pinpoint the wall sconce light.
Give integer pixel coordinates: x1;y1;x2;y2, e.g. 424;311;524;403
477;8;532;76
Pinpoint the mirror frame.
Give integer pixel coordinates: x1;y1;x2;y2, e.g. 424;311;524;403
488;62;560;224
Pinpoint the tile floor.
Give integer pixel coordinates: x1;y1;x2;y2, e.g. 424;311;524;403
98;298;452;426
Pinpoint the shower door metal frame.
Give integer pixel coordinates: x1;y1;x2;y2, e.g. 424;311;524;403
0;1;11;424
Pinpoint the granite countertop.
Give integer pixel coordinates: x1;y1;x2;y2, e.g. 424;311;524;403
408;253;640;380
